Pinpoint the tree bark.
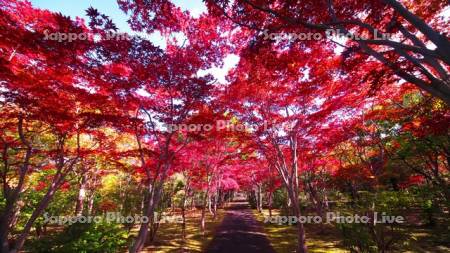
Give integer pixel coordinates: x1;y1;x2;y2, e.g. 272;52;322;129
0;117;33;252
130;159;172;253
268;191;273;217
200;190;209;233
288;188;308;253
75;173;88;216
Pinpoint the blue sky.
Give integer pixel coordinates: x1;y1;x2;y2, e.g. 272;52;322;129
29;0;238;83
29;0;205;48
29;0;207;32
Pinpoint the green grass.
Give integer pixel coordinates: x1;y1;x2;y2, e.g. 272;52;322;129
253;209;450;253
138;209;225;253
401;225;450;252
253;209;347;253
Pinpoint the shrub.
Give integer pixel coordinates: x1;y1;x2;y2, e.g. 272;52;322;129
29;219;130;253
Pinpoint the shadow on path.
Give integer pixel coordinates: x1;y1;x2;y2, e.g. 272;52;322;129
205;201;276;253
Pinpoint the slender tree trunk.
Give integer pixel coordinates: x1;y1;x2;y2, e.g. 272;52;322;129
200;191;208;233
130;183;155;253
213;192;218;219
289;189;308;253
208;195;213;215
286;193;292;216
180;196;187;253
75;173;87;216
86;167;98;216
130;178;168;253
254;188;260;212
87;194;95;216
130;157;173;253
258;184;263;213
12;171;68;253
181;181;190;241
268;191;273;217
181;200;187;240
0;120;31;253
9;201;24;231
307;182;325;219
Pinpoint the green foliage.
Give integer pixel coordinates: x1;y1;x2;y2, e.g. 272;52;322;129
272;189;287;209
337;222;377;253
164;174;186;208
403;92;422;107
16;173;77;231
357;191;414;213
98;172;142;215
336;191;412;252
410;185;444;226
29;219;130;253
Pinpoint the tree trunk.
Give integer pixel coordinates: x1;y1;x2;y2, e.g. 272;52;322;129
258;184;263;213
0;123;31;253
0;195;24;253
208;195;213;215
384;0;450;62
130;157;173;253
200;192;208;233
286;193;292;216
268;191;273;217
190;196;195;210
181;202;187;240
12;175;65;253
289;190;308;253
130;184;155;253
213;192;218;219
86;167;98;216
181;182;190;241
75;173;87;216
